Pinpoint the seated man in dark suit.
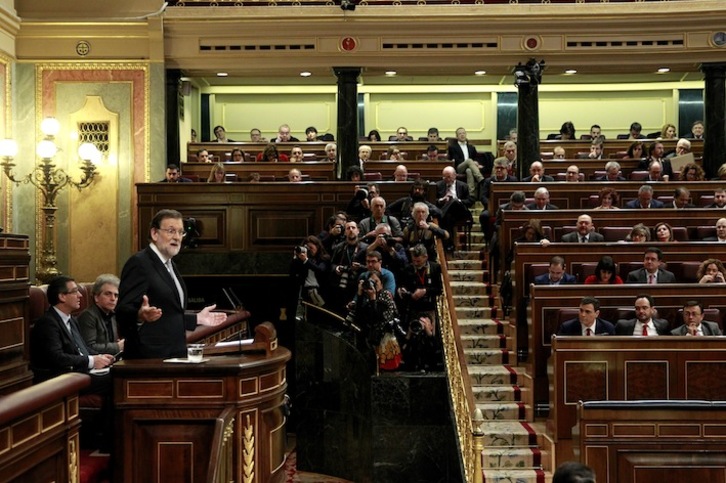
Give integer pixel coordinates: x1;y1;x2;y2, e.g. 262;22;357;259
561;214;605;243
160;164;192;183
534;256;577;285
671;300;723;336
624;184;665;209
615;294;670;336
625;247;676;284
597;160;626;181
705;188;726;209
522;161;554;183
702;218;726;242
526;187;559;211
558;296;615;336
671;186;696;209
435;166;473;250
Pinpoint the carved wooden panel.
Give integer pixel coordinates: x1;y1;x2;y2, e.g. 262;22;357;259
625;361;668;400
685;361;726;400
618;453;726;483
564;361;607;404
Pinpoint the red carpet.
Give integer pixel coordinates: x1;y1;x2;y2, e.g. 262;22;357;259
79;449;110;483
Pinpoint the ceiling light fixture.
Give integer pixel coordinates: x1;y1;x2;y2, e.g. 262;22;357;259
300;71;312;77
657;67;670;74
564;69;577;75
474;70;487;76
385;70;397;76
217;72;228;77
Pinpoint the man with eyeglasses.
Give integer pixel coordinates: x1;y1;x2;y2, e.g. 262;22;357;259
671;300;723;336
79;273;125;356
395;127;412;142
118;209;226;359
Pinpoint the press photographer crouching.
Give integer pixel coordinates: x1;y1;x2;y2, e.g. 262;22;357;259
401;313;443;373
353;269;403;372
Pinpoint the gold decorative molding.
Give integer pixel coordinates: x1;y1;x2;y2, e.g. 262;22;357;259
242;414;255;483
69;436;79;483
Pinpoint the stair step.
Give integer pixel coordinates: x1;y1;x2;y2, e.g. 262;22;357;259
464;348;510;365
448;269;487;282
468;365;521;386
475;402;527;421
479;422;539;447
461;334;507;349
449;250;481;261
473;385;522;402
453;294;490;308
481;447;543;471
449;280;487;296
447;259;485;270
481;468;546;483
457;317;501;334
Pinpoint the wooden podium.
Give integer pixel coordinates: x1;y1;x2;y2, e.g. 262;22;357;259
112;323;290;483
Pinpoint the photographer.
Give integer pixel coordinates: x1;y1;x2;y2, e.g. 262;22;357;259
401;202;449;263
319;212;348;253
366;224;408;281
290;236;330;308
398;244;443;327
358;196;404;244
401;313;442;372
346;183;380;223
329;221;368;315
387;178;442;227
354;270;402;371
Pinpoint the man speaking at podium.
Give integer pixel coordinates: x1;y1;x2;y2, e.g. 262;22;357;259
118;209;226;359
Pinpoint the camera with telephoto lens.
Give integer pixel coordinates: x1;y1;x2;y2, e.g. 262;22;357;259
295;245;307;255
354;188;369;200
363;278;376;291
409;317;425;335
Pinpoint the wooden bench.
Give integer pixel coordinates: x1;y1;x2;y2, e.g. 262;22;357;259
576;399;726;483
181;161;337;182
364;160;452;182
527;284;726;409
496;138;704;160
549;337;726;444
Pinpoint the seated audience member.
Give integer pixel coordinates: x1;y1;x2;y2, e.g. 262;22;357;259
625;140;645;159
639;142;673;179
671;300;722;336
247;172;261;182
289;145;305;163
447;127;478;168
526;187;559;211
401;202;449;262
272;124;299;143
660;122;677;140
452;131;486;198
319;212;348;253
435;166;474;248
196;148;211;163
399;312;443;373
654;222;676;242
367;129;382;142
556;121;576;140
587;138;604;159
666;138;692;160
705;188;726;208
212;125;234;143
358;144;372;168
346;183;379;222
584;256;623;284
230;148;246;162
190;128;197;143
646;160;668;182
305;126;319;141
323;143;337;162
496;140;518;173
488;190;529;260
597;161;626;181
250;128;265;142
534;256;576;285
398;244;442;328
672;186;695;208
553;461;596;483
358;250;396;297
329;221;368;314
426;127;442;142
366;224;408;278
256;144;289;162
79;274;124;355
552;146;566;160
522;161;554;182
628;121;645;140
625;184;664;209
358;196;404;243
387;146;402;161
589;124;603;140
690;120;704;139
506;218;550;268
557;296;615;336
207;162;227;183
30;275;115;385
288;168;302;182
626;247;676;284
481;157;518;209
594;187;620;210
679;161;704;181
290;236;330;308
395;126;412;142
561;214;604;243
388;178;442;228
615;294;669;336
703;218;726;242
697;258;726;284
626;223;651;242
507;128;518;142
421;144;441;161
346;165;363;182
716;164;726;181
393;164;409;182
565;165;581;182
160;164;192;183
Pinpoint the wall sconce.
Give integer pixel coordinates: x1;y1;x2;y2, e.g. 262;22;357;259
0;117;101;283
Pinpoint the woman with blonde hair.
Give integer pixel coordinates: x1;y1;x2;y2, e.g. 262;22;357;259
207;162;226;183
660;123;677;140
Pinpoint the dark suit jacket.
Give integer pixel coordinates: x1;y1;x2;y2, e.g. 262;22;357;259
638;158;674;178
624;198;665;209
561;231;605;243
447;142;477;167
117;246;198;359
159;177;193;183
596;175;626;181
702;236;726;242
436;180;474;208
522;175;555;182
558;318;615;336
525;202;559;211
30;308;97;381
78;303;121;354
481;175;518;205
615;318;670;335
671;321;722;336
625;268;676;284
533;272;577;285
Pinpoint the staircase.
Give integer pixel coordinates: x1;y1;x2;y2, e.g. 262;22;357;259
446;211;553;482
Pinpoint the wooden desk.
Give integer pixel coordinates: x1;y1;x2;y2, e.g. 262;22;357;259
113;348;291;483
528;284;726;409
181;161;337;182
496;138;704;160
550;337;726;442
363;160;452;182
577;400;726;483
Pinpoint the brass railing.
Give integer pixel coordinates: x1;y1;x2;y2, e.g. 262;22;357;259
437;242;483;483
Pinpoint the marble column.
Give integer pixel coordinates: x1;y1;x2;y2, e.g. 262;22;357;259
334;67;361;180
700;63;726;178
165;69;183;167
515;74;541;181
